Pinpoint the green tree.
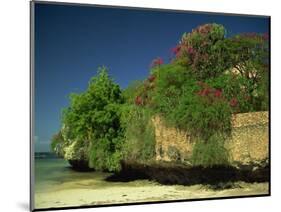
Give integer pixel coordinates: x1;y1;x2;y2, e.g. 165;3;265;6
226;33;269;111
62;67;124;171
173;23;232;80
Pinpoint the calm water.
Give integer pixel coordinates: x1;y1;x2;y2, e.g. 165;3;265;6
34;158;115;193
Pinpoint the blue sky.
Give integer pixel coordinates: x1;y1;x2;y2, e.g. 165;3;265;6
34;3;269;152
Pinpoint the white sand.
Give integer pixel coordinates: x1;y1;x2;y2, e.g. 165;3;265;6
35;179;269;209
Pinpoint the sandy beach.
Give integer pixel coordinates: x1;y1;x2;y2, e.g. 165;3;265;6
35;178;268;209
34;158;269;209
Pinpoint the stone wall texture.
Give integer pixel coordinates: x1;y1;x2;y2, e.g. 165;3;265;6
152;111;269;165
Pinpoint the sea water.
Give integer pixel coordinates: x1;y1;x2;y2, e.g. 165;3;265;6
34;154;114;194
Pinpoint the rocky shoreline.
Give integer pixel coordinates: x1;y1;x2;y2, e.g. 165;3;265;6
108;161;269;186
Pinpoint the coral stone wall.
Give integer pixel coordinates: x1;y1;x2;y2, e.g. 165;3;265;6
152;111;269;165
226;111;269;165
152;116;192;162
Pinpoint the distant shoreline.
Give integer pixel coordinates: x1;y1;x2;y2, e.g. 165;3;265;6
34;152;58;159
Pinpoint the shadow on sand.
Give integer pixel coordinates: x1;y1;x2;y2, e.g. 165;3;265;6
106;162;269;188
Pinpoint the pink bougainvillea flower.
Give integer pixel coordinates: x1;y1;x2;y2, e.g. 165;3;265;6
229;98;238;107
187;47;194;55
197;88;211;96
202;88;211;96
171;45;181;55
157;57;164;65
150;57;164;68
214;89;222;98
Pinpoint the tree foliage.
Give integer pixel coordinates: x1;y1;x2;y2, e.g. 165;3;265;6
56;67;124;171
146;23;268;167
172;23;232;80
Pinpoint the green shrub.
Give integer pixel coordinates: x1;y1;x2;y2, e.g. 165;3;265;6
175;92;232;139
152;70;232;140
191;133;230;167
121;105;155;163
151;63;193;116
89;136;123;172
150;57;233;167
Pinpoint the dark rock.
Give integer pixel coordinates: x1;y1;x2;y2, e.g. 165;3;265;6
113;161;269;185
68;160;93;172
